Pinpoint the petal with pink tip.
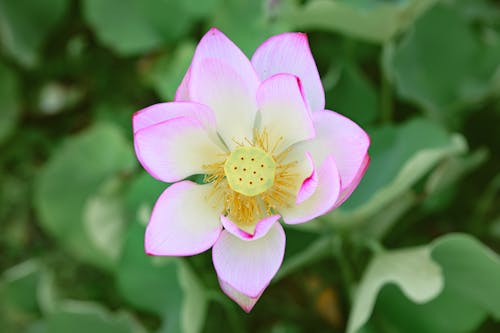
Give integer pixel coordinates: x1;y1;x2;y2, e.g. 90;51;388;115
145;181;222;256
295;110;370;192
296;152;318;204
174;66;191;101
212;222;285;298
219;278;262;313
334;154;370;208
134;116;225;183
189;28;260;148
252;32;325;113
132;101;216;133
192;28;259;88
221;215;280;241
189;58;258;148
257;74;315;153
281;155;341;224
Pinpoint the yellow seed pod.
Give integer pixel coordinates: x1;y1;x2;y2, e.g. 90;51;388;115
224;146;276;197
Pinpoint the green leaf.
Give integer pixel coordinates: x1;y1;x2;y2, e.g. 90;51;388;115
117;173;208;333
177;261;208;333
376;283;487;333
210;0;290;56
0;0;69;67
0;62;20;144
178;0;219;18
390;4;500;121
83;0;197;55
286;0;438;43
117;220;183;317
432;234;500;319
0;260;58;332
34;124;135;270
0;260;42;314
327;64;378;127
83;177;127;262
349;234;500;333
144;41;196;101
330;118;467;228
28;301;146;333
346;246;443;333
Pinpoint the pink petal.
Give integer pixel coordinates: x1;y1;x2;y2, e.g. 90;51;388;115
281;155;341;224
297;110;370;192
189;58;258;149
218;278;262;312
252;32;325;113
192;28;259;88
296;152;318;204
145;181;222;256
174;66;191;101
221;215;280;241
134;115;225;183
188;28;260;148
212;222;285;298
334;154;370;208
256;74;315;153
132;101;216;133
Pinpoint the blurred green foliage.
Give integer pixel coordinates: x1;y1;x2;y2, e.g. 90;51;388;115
0;0;499;332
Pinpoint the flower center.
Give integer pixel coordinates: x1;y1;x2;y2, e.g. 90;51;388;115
203;129;299;230
224;146;276;197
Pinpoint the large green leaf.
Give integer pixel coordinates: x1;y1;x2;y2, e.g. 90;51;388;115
210;0;290;56
390;4;500;121
286;0;437;43
327;64;378;127
0;260;42;314
348;234;500;333
34;124;135;270
27;301;146;333
329;118;467;229
0;0;69;67
0;62;20;144
144;41;196;101
346;246;443;333
0;260;57;332
83;0;198;55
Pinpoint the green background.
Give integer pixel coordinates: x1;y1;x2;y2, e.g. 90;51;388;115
0;0;499;332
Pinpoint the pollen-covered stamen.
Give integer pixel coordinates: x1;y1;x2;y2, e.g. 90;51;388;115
224;147;276;197
203;129;299;229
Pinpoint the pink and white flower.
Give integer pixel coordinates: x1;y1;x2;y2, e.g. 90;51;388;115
133;28;370;312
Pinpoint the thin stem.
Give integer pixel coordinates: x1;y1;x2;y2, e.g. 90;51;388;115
332;235;355;304
380;71;393;123
380;43;393;123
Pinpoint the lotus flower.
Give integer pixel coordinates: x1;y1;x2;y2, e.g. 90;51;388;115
133;28;370;311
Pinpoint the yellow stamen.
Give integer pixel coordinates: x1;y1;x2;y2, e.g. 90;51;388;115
203;129;298;230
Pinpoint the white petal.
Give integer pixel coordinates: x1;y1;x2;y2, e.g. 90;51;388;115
145;181;222;256
132;101;216;133
294;110;370;191
257;73;315;153
219;278;262;313
188;28;260;148
134;115;225;183
212;222;285;298
252;32;325;113
281;155;341;224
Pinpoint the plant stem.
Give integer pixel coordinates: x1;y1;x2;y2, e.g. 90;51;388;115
380;43;393;123
332;235;355;304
